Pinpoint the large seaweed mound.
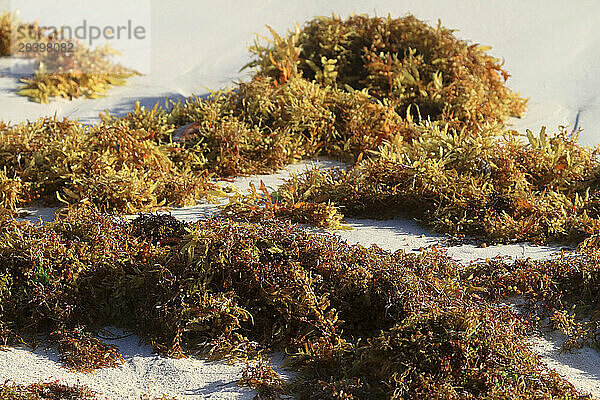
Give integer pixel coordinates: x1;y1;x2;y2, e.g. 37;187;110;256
247;14;526;127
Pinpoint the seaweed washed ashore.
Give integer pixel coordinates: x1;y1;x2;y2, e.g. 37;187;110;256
0;12;599;400
0;207;593;399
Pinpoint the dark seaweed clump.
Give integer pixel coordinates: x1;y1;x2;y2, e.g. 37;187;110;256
0;206;589;399
467;251;600;353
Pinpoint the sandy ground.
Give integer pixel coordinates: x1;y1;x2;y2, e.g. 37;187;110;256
0;329;255;400
1;0;600;398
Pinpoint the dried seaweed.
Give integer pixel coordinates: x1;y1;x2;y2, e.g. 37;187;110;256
240;125;600;246
106;74;406;171
0;116;210;213
0;11;598;400
0;73;407;213
221;181;347;230
51;328;125;372
0;14;535;221
0;11;43;56
239;361;285;400
468;250;600;353
0;380;180;400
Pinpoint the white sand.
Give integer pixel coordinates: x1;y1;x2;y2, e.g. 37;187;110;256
530;332;600;396
2;0;600;398
0;329;255;400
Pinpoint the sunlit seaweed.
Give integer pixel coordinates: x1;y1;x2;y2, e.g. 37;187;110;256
245;14;526;128
0;380;181;400
0;73;407;213
0;116;210;213
235;124;600;246
51;328;125;372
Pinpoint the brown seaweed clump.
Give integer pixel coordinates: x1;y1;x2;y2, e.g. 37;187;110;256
468;250;600;353
0;205;589;399
107;74;407;172
246;14;527;128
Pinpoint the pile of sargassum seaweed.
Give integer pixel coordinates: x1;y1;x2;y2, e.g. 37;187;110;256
1;14;600;400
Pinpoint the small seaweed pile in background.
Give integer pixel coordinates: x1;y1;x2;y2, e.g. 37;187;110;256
18;43;139;103
0;11;42;56
0;11;138;103
0;206;589;399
